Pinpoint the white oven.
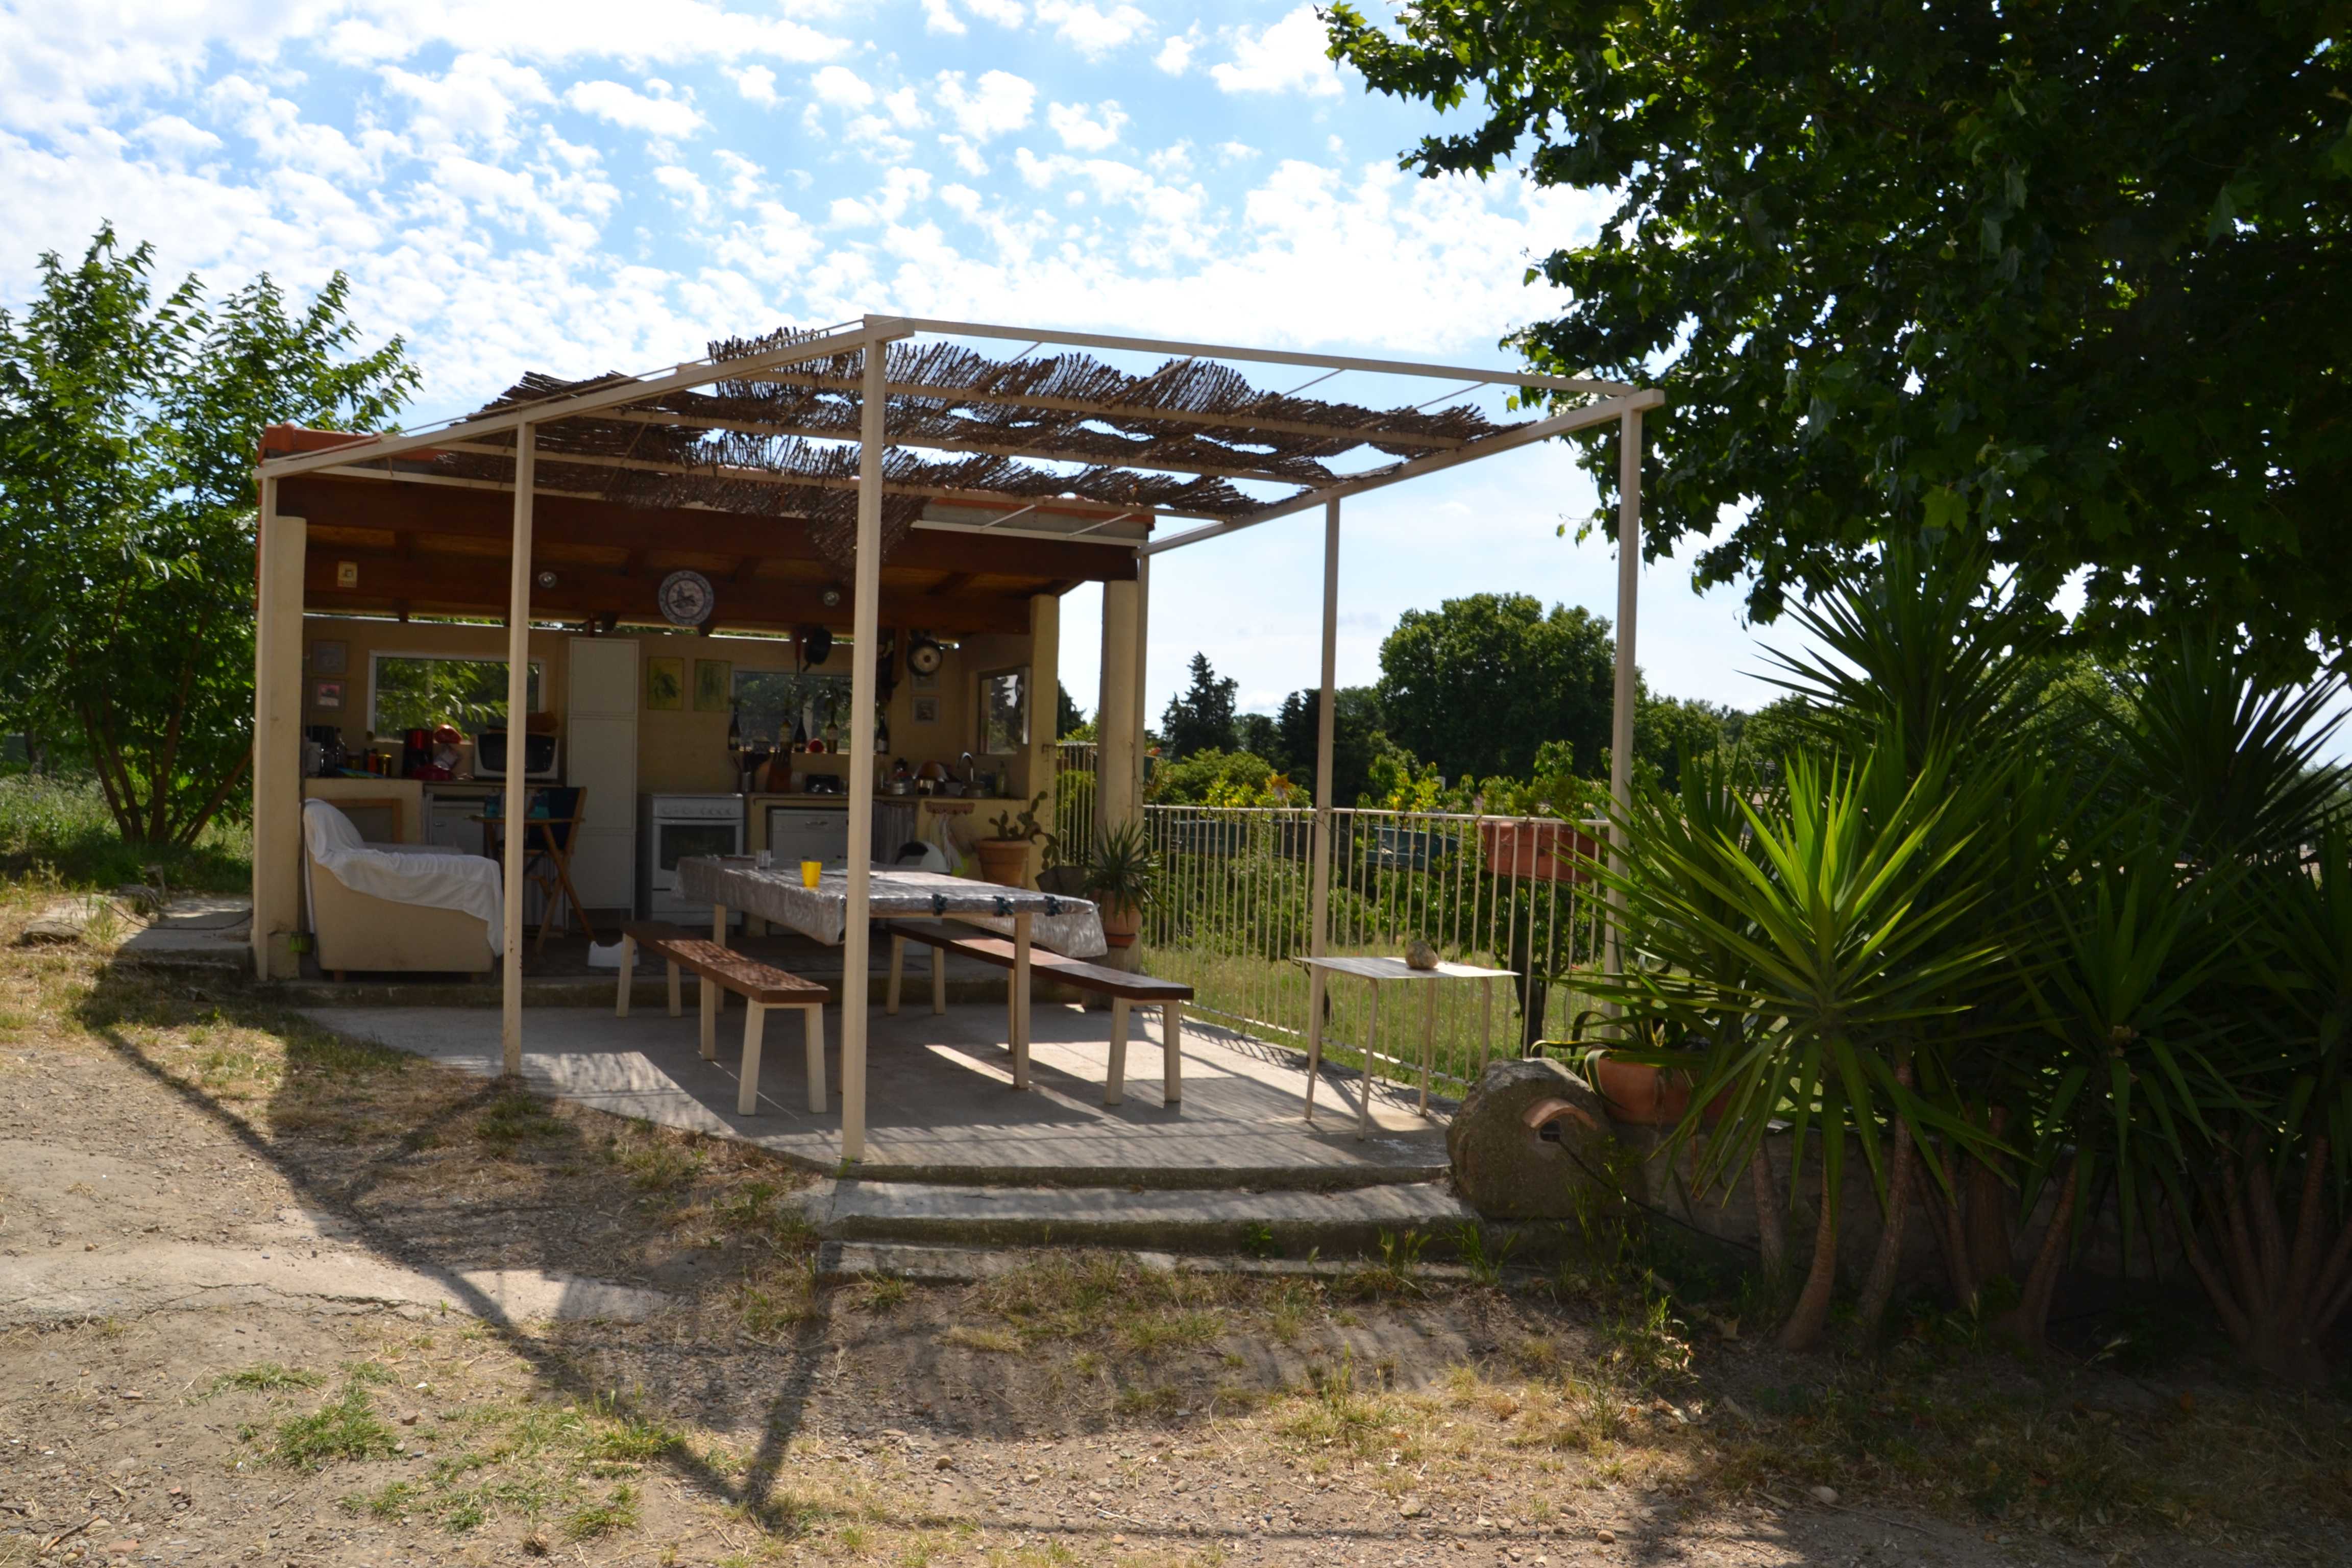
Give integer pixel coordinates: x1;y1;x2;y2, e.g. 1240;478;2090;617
639;794;745;921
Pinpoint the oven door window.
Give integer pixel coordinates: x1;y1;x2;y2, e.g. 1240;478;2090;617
658;822;739;872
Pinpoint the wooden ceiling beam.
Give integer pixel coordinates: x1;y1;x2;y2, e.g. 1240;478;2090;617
279;474;1136;583
927;571;974;598
301;554;1032;635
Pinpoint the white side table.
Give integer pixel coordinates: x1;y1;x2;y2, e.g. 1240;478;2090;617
1293;954;1518;1139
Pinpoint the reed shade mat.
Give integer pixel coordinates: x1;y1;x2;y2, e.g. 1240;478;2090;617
1291;954;1518;1140
674;860;1105;955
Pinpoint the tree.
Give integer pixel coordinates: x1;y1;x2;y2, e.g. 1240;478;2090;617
1376;593;1614;784
1633;695;1730;792
1056;680;1085;739
1272;685;1385;806
1328;2;2352;675
1160;652;1239;759
0;226;416;845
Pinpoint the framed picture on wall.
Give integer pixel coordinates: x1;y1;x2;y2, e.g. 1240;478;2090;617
311;678;345;710
911;695;940;725
309;640;347;676
693;659;732;713
645;657;684;712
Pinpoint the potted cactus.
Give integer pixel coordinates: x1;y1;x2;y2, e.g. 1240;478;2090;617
977;791;1055;887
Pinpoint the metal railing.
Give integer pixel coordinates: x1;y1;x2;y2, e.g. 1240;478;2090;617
1133;803;1611;1096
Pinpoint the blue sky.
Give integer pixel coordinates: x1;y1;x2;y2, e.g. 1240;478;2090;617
2;0;1830;734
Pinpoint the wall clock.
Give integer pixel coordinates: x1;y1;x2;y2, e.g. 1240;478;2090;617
657;570;714;627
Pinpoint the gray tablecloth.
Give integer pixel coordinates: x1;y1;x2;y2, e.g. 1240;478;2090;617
676;859;1107;958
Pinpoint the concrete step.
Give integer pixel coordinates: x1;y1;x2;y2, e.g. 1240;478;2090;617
815;1178;1476;1257
817;1239;1486;1284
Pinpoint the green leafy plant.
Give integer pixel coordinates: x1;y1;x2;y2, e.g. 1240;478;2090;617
983;790;1056;852
1075;817;1163;914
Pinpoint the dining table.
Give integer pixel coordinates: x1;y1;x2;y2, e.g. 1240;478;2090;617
672;856;1105;1085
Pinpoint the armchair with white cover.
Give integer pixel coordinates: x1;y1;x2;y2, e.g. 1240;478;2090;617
302;799;503;978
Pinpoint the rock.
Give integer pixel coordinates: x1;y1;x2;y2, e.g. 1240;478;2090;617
1399;1497;1424;1517
1809;1485;1840;1505
1595;1528;1615;1543
1405;938;1439;970
1445;1056;1615;1220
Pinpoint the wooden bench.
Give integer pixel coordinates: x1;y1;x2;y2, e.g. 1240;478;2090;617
881;919;1190;1107
615;921;830;1116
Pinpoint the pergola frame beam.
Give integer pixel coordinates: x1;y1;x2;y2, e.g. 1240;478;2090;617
1140;389;1667;557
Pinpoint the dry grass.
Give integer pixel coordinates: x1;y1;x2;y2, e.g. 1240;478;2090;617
7;939;2352;1567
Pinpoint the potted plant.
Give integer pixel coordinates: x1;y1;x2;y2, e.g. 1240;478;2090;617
1077;817;1161;949
976;791;1055;887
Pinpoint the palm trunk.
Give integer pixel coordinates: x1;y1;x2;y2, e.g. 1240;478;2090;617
1854;1087;1917;1343
1779;1171;1841;1352
1994;1157;2078;1352
2177;1136;2348;1386
1929;1138;1978;1311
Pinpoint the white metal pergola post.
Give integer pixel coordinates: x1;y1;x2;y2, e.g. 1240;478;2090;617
840;326;895;1162
500;422;536;1076
1308;497;1340;966
1604;408;1644;989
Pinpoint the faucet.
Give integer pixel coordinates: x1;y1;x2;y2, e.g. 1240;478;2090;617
959;751;979;792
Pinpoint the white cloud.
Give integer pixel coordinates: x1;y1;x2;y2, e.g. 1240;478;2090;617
1211;6;1342;97
934;69;1035;141
655;163;712;222
881;87;925;128
962;0;1025;23
132;115;224;162
565;80;704;139
920;0;967;33
938;134;989;176
207;76;393;181
1031;1;1150;57
731;65;780;107
811;65;874;108
1154;27;1200;75
380;53;554;149
828;166;934;228
1046;100;1126;153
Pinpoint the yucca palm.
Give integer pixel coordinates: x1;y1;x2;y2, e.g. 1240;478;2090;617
1594;744;2010;1350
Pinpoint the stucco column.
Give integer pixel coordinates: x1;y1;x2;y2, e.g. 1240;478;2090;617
1026;591;1060;883
250;487;306;980
1096;576;1140;834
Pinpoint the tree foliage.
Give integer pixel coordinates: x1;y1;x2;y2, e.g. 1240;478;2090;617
1376;592;1614;784
1328;1;2352;672
0;226;417;844
1159;651;1239;759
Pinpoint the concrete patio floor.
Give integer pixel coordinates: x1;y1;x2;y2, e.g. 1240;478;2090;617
298;998;1454;1189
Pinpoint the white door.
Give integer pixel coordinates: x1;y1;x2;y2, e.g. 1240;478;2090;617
566;639;639;913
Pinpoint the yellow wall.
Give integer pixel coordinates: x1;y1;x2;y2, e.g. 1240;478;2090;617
300;616;1043;798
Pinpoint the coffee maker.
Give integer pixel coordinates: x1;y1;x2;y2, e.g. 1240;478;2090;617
304;724;346;776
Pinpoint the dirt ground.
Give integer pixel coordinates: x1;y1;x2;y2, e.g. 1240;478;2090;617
2;927;2348;1567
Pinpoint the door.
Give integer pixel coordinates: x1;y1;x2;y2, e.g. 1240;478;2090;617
566;639;638;913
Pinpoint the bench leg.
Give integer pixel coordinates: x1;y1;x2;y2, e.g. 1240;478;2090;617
1162;1001;1184;1107
1106;996;1129;1107
803;1004;827;1113
738;1000;766;1116
699;973;717;1061
887;935;904;1016
667;959;681;1018
1302;967;1329;1123
1010;912;1032;1091
616;933;634;1018
931;943;947;1015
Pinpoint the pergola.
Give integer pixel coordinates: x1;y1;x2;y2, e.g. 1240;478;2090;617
252;314;1662;1161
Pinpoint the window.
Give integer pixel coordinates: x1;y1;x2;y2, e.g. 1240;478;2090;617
370;654;542;734
733;669;853;749
978;667;1027;755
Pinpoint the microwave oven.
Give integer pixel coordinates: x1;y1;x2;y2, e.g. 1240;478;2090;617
472;729;560;780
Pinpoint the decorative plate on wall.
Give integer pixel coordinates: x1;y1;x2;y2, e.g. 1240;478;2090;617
658;570;715;627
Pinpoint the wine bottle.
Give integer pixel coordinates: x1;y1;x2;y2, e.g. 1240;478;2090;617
874;705;890;753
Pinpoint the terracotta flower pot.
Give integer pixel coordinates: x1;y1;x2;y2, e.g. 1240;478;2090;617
974;839;1031;888
1589;1051;1726;1126
1098;899;1142;949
